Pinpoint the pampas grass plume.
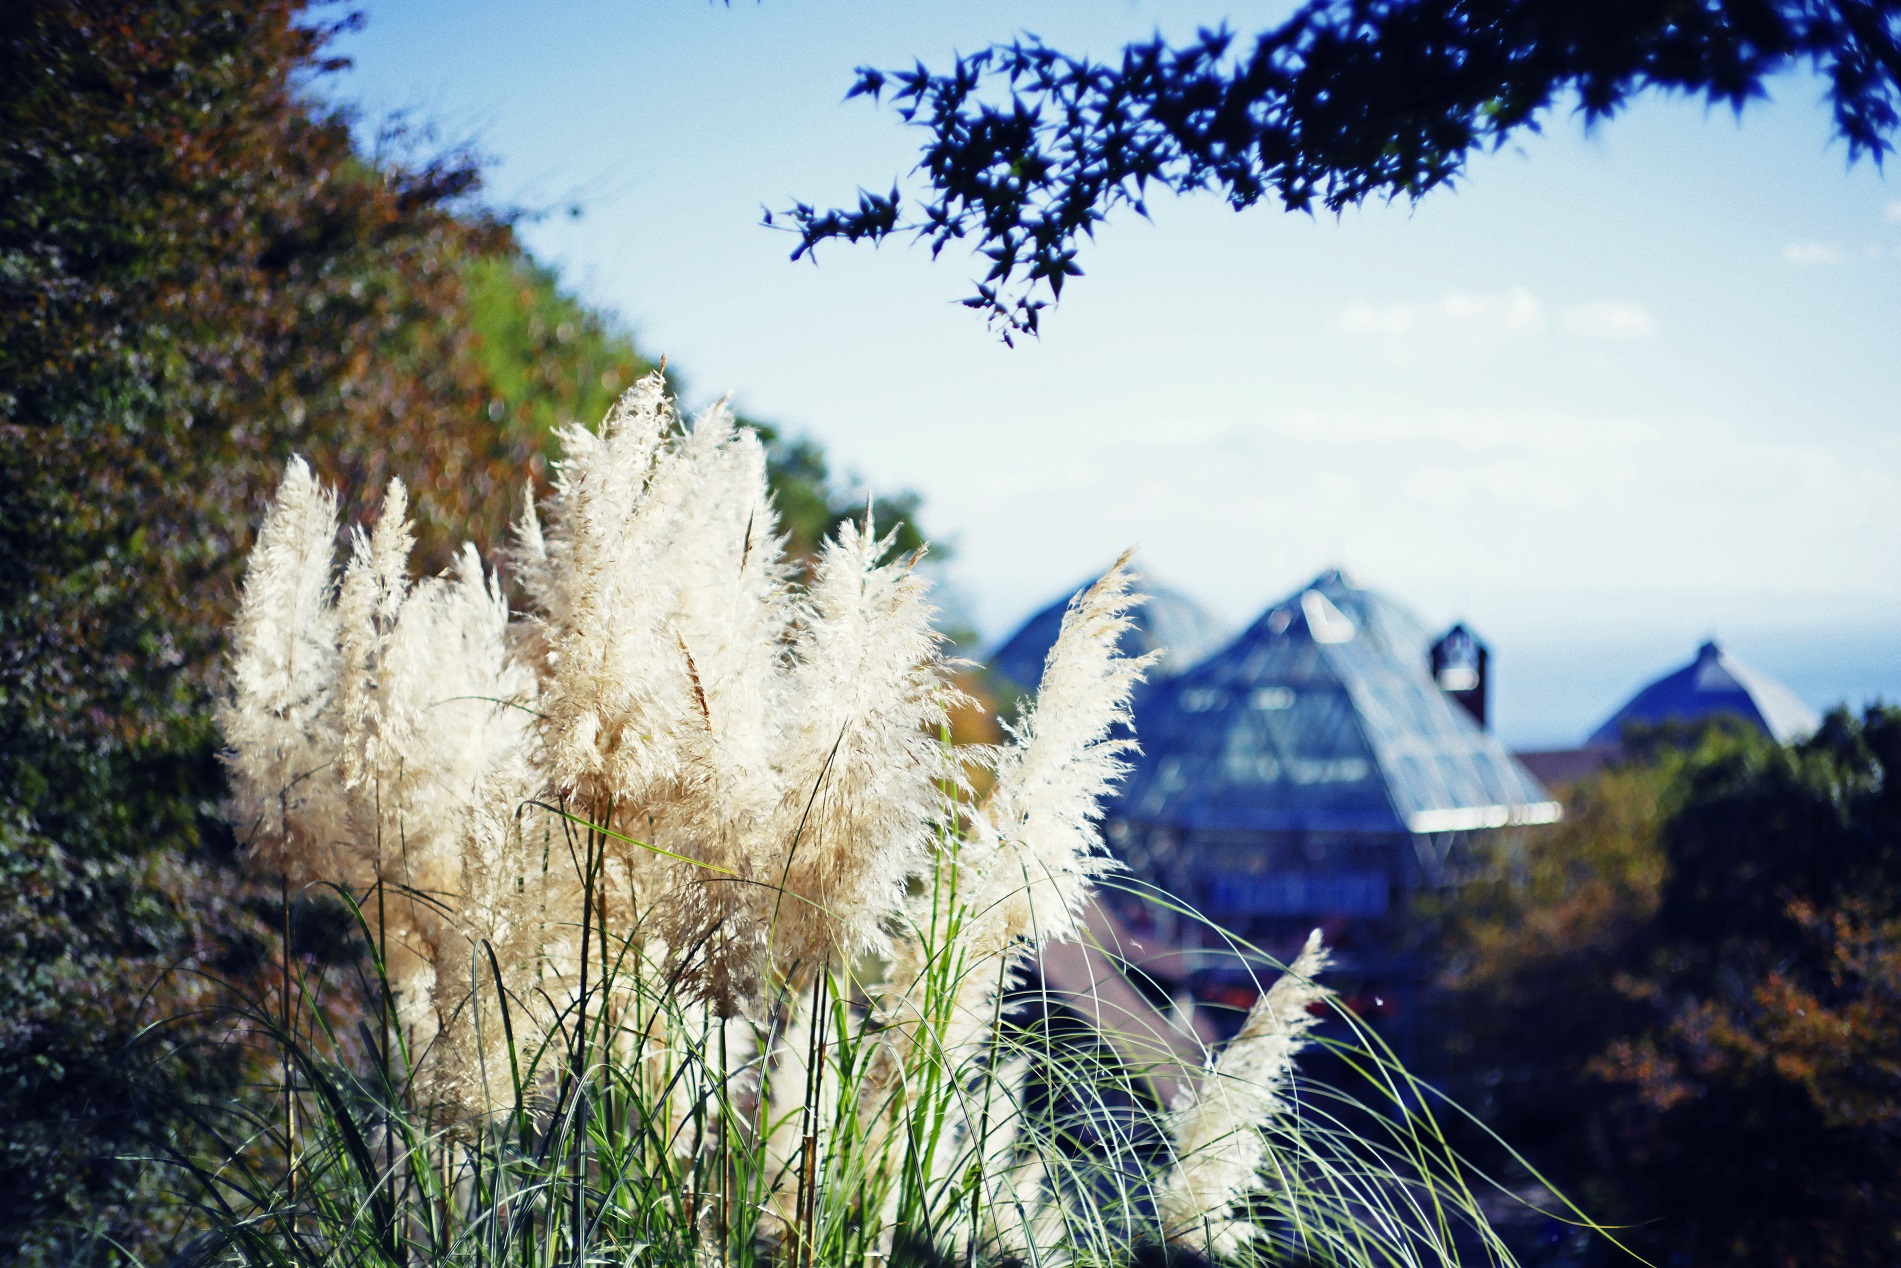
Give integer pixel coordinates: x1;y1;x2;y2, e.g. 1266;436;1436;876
1160;929;1333;1256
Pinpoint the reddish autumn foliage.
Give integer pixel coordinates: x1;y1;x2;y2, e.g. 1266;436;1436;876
1437;710;1901;1266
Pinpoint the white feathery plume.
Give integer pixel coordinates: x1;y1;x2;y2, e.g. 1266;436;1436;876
1159;929;1332;1257
419;544;540;828
509;483;551;616
864;555;1151;1212
506;485;555;673
333;484;554;1052
334;476;416;838
964;553;1153;963
755;517;960;1241
527;379;796;1011
634;405;794;1007
227;464;551;1089
530;374;688;815
331;478;450;1037
410;546;547;1112
927;554;1154;1066
431;746;549;1116
766;514;957;981
526;385;708;1020
221;456;343;881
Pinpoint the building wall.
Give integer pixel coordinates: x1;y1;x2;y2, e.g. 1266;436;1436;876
1101;818;1485;1054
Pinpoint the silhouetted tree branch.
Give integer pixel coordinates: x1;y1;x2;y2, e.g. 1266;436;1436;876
775;0;1901;341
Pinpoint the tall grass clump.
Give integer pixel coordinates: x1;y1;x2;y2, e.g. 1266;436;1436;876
201;373;1528;1268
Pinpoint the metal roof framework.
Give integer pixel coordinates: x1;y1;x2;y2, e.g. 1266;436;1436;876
1115;570;1559;839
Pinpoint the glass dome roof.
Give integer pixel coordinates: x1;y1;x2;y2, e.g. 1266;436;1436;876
1114;570;1558;836
988;574;1227;695
1588;639;1818;745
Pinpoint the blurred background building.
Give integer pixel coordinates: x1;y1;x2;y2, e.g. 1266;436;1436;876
1516;638;1821;787
987;578;1229;699
990;567;1818;1045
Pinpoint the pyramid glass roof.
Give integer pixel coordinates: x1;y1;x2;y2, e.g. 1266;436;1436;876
1114;570;1558;836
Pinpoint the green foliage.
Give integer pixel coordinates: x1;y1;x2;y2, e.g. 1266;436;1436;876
1436;708;1901;1266
0;2;932;1261
1657;709;1901;958
465;253;662;457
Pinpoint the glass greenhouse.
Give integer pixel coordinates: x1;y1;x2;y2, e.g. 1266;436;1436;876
1588;638;1818;745
1097;570;1557;992
988;574;1228;695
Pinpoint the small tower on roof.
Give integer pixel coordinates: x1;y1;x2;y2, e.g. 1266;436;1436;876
1430;623;1489;729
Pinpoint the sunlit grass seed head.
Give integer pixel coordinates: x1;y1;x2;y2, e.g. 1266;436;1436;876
220;454;343;886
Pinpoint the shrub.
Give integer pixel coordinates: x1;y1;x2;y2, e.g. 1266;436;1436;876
0;4;930;1258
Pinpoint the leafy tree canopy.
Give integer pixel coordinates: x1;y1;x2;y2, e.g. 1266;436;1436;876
1437;708;1901;1266
779;0;1901;339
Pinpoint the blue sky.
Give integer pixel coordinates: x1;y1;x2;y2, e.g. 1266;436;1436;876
332;0;1901;748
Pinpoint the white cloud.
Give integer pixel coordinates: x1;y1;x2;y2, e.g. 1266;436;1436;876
1340;291;1654;343
1887;200;1901;223
1442;288;1544;335
954;406;1901;643
1561;300;1657;339
1405;457;1588;513
1337;288;1544;340
1338;302;1416;335
1784;241;1844;265
1259;408;1652;456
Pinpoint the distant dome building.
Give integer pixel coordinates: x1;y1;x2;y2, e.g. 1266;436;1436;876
1104;569;1556;995
1588;639;1818;746
987;576;1226;695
